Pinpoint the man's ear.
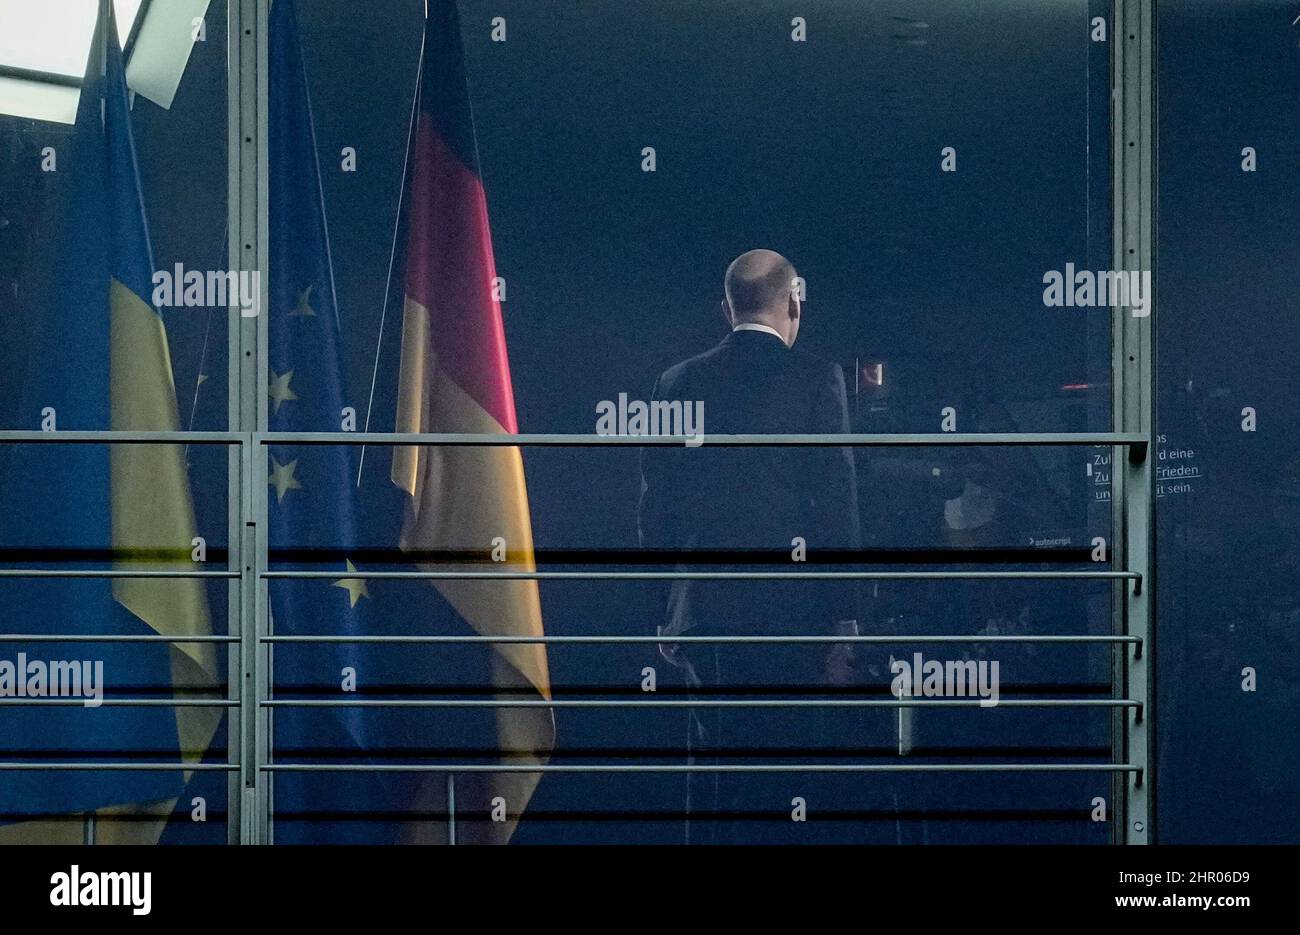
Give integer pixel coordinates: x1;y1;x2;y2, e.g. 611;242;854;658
720;298;734;329
788;293;801;323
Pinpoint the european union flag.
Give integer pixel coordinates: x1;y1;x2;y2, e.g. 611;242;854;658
267;0;392;842
0;1;218;842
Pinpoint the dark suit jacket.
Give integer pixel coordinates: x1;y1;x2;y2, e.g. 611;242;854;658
638;328;861;640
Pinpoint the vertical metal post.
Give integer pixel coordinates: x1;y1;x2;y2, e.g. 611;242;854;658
252;0;272;846
86;0;110;852
447;774;457;845
225;0;242;846
230;0;270;844
1111;0;1156;845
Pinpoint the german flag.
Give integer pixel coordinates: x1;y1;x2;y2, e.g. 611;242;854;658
389;0;552;844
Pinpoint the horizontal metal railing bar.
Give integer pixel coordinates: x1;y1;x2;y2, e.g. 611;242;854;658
0;431;1147;449
254;545;1105;563
260;431;1147;449
0;699;237;707
0;634;237;643
262;763;1141;774
263;698;1140;709
262;570;1140;582
0;762;1137;774
0;431;244;445
0;763;237;771
0;569;238;579
264;634;1140;645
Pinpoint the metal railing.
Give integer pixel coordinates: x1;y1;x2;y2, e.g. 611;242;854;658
256;430;1151;844
0;429;1153;844
0;430;248;807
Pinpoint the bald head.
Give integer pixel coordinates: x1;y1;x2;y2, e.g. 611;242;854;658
725;249;797;316
723;249;801;345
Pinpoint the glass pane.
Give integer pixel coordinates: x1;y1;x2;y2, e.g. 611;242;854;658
273;0;1113;843
1156;0;1300;843
0;0;230;843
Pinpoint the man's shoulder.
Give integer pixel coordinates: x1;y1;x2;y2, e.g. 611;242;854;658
654;338;843;392
655;342;728;391
788;344;846;387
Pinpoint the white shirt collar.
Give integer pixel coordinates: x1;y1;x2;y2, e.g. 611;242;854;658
732;322;785;342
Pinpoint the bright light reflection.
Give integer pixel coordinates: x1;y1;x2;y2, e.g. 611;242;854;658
0;0;143;79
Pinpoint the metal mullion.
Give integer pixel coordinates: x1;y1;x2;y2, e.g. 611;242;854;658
1126;0;1157;846
229;0;270;846
1112;0;1156;846
227;0;246;848
0;64;82;87
253;0;272;847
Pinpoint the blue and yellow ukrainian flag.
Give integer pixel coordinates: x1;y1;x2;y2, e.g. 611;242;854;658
0;2;218;842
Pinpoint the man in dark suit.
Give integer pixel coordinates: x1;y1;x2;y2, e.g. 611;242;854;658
638;249;862;843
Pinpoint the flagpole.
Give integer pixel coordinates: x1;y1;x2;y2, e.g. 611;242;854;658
183;225;230;462
355;21;427;488
85;0;110;851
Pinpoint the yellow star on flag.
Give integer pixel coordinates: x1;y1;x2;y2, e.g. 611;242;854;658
268;455;303;503
289;284;317;318
332;559;370;608
269;369;298;414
